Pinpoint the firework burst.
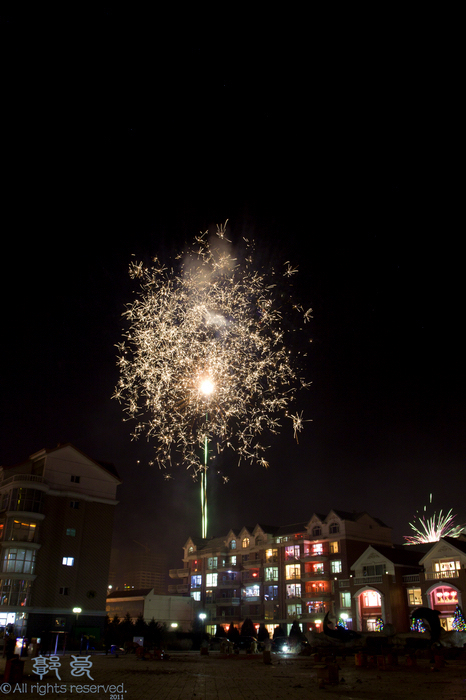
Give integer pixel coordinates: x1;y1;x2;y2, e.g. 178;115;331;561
404;495;465;544
114;223;311;478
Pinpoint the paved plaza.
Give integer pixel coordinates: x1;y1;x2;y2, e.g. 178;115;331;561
2;651;466;700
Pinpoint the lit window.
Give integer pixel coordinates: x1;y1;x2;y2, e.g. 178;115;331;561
207;557;218;569
362;590;381;607
431;586;458;605
285;545;300;560
407;587;422;606
285;564;300;580
3;548;36;574
191;591;201;601
265;548;278;562
191;575;202;588
287;603;302;617
363;564;384;576
286;583;301;598
230;540;236;550
331;560;342;574
244;585;260;597
312;543;323;555
242;537;249;548
265;567;278;581
206;573;218;587
340;591;351;608
62;557;74;567
434;560;461;572
329;541;339;554
230;555;237;565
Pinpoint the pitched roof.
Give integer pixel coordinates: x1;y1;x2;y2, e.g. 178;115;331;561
368;544;424;567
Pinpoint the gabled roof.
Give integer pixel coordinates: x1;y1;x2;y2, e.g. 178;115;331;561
419;537;466;565
351;544;423;571
4;443;122;482
276;522;307;536
254;524;280;535
326;510;390;528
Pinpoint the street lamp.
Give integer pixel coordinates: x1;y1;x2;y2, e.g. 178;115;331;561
199;612;206;633
73;608;82;652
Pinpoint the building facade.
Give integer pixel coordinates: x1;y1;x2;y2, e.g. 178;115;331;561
169;510;393;636
347;537;466;633
0;444;120;645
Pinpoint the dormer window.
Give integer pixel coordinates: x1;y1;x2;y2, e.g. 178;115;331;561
242;537;250;548
329;523;339;534
230;539;236;550
188;546;194;554
312;526;322;537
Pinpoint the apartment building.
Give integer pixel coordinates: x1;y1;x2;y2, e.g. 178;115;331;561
169;510;393;636
348;536;466;633
0;444;120;645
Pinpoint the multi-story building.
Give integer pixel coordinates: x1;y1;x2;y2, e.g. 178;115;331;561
170;510;393;636
0;444;120;646
348;536;466;633
121;543;167;593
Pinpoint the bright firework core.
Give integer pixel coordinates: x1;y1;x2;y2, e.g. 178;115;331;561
114;222;311;478
200;379;215;396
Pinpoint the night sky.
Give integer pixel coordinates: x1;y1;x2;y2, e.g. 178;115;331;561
2;11;464;572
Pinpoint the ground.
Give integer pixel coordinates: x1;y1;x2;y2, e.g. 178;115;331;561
1;650;466;699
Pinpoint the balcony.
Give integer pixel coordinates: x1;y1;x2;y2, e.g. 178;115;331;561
285;573;302;581
217;579;240;588
301;553;328;562
0;474;46;488
242;575;262;584
217;563;241;573
302;592;331;602
216;597;240;606
242;595;261;603
240;612;263;621
264;556;279;564
302;572;329;582
425;571;459;580
169;568;189;579
242;559;262;569
402;574;421;583
212;613;242;623
353;575;383;585
299;609;328;620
